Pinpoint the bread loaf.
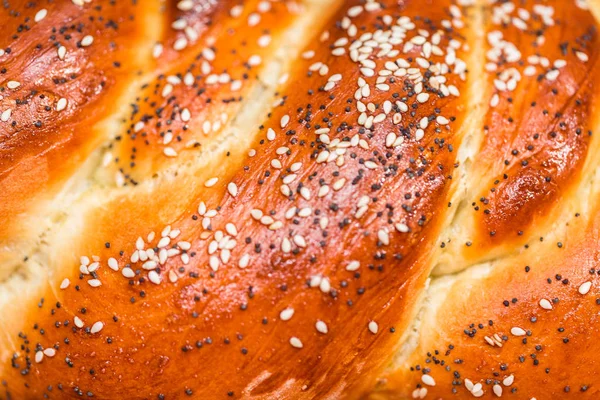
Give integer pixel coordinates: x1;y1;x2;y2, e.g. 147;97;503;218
0;0;599;398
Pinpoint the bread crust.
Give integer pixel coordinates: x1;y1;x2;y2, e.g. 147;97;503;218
0;0;598;399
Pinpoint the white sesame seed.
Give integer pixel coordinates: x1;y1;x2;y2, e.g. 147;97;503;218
60;278;70;289
471;386;483;397
368;321;379;334
173;37;188;50
377;229;390;245
205;177;219;187
43;348;56;357
122;267;135;278
280;115;290;128
465;379;474;391
291;235;305;248
576;51;589;62
181;108;191;122
74;316;84;329
90;321;104;334
415;129;425;141
280;308;295;321
416;93;430;103
177;0;193;11
421;374;436;387
108;257;119;271
436;116;449;125
56;98;67;112
151;43;163;58
163;147;177;157
248;55;262;66
258;34;271;47
493;384;502;397
319;277;331;293
88;279;102;288
579;281;592;295
248;13;260;26
545;69;559;81
35;351;44;363
346;261;360;271
142;260;158;270
553;59;567;69
539;298;552;310
227;182;238;197
238;254;250;269
490;93;500;107
289;337;303;348
1;109;11;122
395;223;410;233
35;9;47;22
502;375;514;387
135;236;145;250
148;270;161;285
81;35;94;47
347;5;363;17
316;320;328;334
7;81;20;89
510;327;526;336
230;4;243;17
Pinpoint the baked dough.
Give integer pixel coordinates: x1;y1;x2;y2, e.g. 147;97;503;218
0;0;599;398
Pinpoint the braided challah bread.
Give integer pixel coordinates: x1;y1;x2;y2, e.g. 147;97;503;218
1;0;599;398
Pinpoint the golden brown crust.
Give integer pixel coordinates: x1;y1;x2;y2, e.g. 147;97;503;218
0;0;160;271
1;0;599;399
104;0;299;184
0;0;473;398
378;200;600;399
437;0;600;270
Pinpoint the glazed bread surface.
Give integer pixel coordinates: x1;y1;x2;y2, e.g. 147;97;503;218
0;0;599;399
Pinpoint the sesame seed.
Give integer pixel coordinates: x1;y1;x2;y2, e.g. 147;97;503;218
1;109;11;122
108;257;119;271
177;0;193;11
81;35;94;47
368;321;379;334
315;320;328;334
34;9;47;22
227;182;238;197
510;327;526;336
148;270;161;285
421;374;436;387
57;45;67;59
280;308;295;321
205;177;219;187
280;115;290;128
346;261;360;271
43;348;56;357
576;51;589;62
493;384;502;397
74;316;84;329
87;279;102;288
502;375;514;387
56;98;68;112
539;298;553;310
578;281;592;295
90;321;104;334
163;147;178;157
289;337;303;349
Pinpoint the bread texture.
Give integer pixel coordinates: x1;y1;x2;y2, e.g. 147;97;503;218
0;0;599;399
